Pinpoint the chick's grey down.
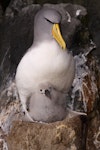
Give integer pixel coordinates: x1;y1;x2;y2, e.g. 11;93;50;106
27;83;67;123
15;7;75;122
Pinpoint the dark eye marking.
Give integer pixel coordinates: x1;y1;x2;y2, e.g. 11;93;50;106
45;18;53;24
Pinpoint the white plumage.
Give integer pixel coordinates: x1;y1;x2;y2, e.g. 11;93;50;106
15;8;75;122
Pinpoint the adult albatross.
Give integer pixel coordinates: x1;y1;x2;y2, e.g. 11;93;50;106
15;7;75;122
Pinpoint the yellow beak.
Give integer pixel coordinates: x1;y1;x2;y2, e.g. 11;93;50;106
52;24;66;50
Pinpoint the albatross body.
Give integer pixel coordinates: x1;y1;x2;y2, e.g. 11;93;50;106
15;7;75;122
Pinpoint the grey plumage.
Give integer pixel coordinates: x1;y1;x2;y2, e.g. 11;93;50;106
27;83;67;123
33;7;61;44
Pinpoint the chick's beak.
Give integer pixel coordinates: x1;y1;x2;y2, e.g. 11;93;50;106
52;24;66;50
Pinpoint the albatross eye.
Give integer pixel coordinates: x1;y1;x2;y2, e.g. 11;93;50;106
45;18;53;24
